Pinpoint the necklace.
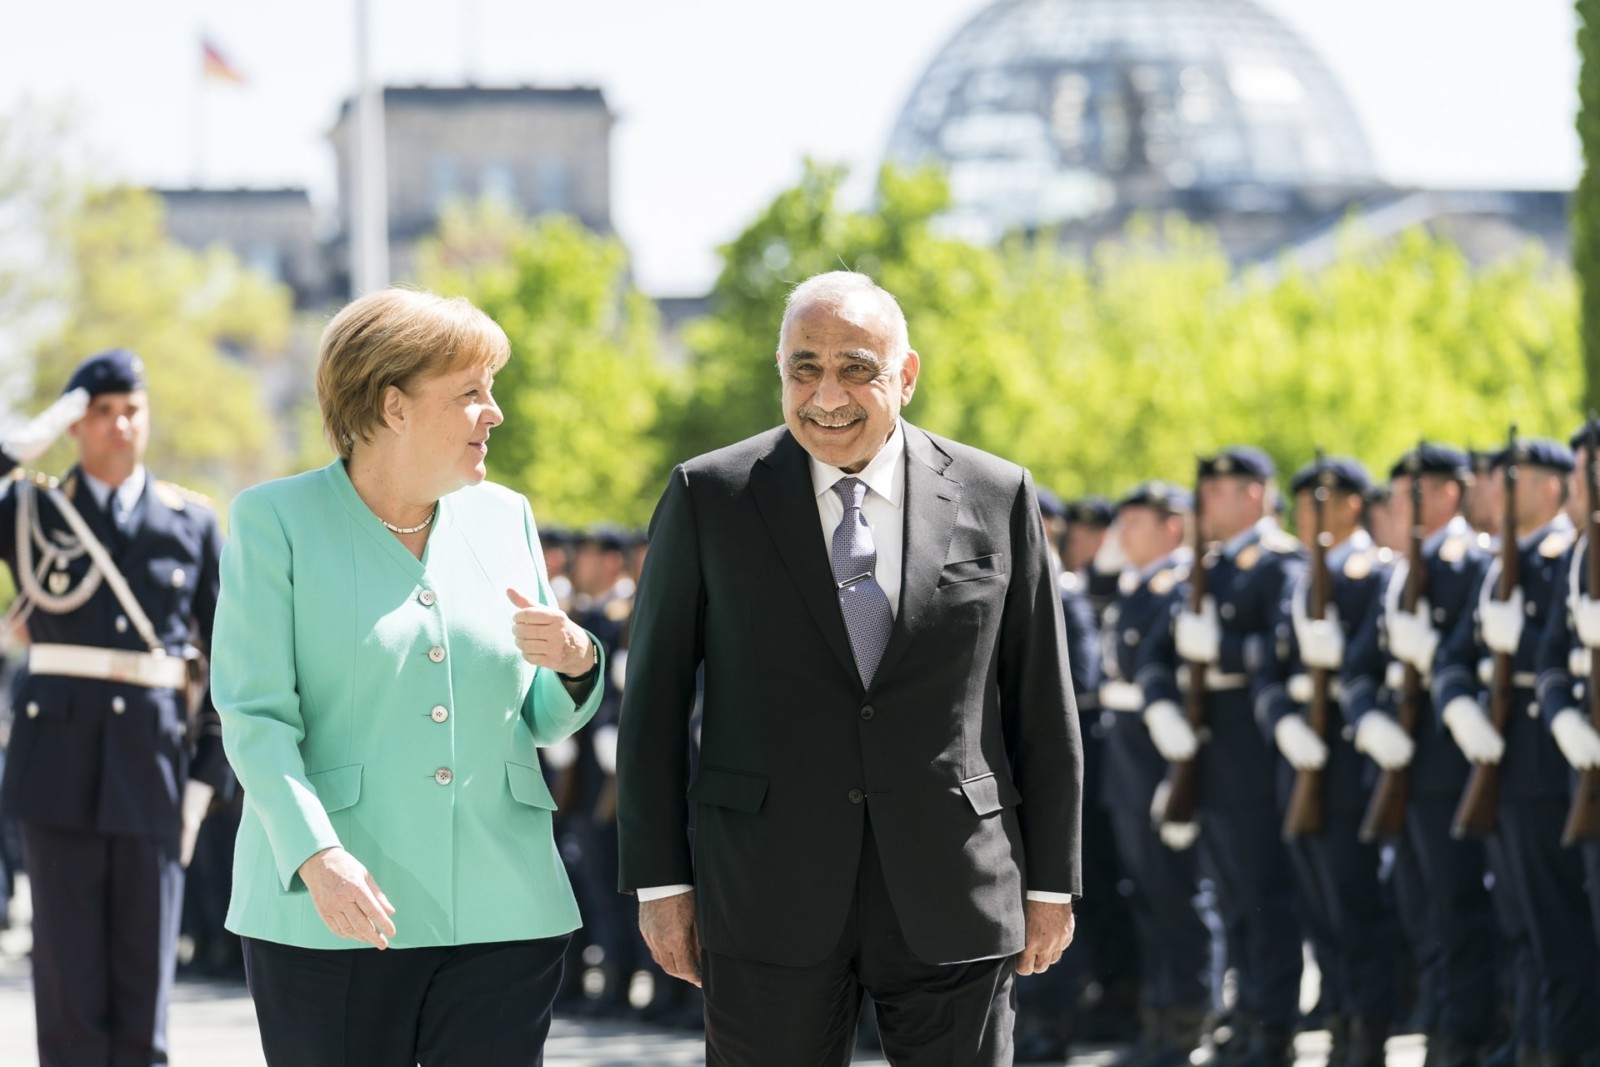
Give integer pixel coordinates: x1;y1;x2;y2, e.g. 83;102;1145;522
380;505;437;536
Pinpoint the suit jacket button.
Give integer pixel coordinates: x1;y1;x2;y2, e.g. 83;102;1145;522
419;590;437;607
112;696;126;714
25;702;38;719
848;789;864;804
428;645;446;663
430;705;449;723
860;705;875;720
434;768;453;785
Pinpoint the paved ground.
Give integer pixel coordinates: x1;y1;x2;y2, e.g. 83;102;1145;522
0;875;1427;1066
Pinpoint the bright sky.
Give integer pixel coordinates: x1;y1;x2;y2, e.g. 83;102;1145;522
0;0;1582;296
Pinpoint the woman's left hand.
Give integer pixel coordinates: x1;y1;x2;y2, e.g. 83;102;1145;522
507;588;595;677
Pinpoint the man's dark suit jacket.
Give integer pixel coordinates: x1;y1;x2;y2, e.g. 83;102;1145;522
617;422;1083;968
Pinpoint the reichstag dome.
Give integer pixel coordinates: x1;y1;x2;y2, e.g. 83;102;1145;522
884;0;1384;250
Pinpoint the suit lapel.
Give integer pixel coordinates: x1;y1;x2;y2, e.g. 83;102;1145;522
872;424;960;688
750;431;860;684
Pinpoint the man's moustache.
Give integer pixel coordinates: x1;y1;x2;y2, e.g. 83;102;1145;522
799;408;866;428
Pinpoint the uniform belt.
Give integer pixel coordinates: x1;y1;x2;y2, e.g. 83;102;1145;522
1177;665;1248;692
28;643;188;689
1099;680;1145;712
1475;658;1537;689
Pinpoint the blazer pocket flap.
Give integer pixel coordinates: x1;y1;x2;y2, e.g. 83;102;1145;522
506;762;559;810
307;764;362;814
959;772;1022;816
939;553;1003;585
688;766;769;813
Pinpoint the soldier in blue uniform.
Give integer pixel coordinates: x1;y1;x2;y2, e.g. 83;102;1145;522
1091;480;1213;1067
0;349;227;1066
1065;496;1120;624
1255;458;1396;1067
1341;443;1499;1067
1434;438;1597;1065
1138;447;1305;1067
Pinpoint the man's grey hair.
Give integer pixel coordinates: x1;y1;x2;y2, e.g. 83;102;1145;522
776;271;912;370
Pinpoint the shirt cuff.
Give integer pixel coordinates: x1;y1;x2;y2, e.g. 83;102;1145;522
636;884;694;901
1026;890;1074;904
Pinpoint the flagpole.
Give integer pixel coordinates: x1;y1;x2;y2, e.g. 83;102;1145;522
352;0;390;293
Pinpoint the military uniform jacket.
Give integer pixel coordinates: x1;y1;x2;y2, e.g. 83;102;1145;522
1536;537;1592;727
0;464;222;836
1435;517;1576;799
1098;552;1187;812
1256;533;1390;809
1138;520;1306;809
212;460;604;949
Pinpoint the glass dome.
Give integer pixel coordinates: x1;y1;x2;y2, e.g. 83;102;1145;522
884;0;1379;240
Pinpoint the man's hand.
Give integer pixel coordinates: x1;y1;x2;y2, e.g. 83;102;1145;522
298;846;396;949
1;387;88;468
1015;899;1075;976
639;891;702;988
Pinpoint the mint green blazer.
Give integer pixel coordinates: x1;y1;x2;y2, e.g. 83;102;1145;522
212;460;602;949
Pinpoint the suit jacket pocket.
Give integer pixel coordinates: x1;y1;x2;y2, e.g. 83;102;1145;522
307;764;363;813
938;553;1003;586
506;762;559;810
689;765;769;813
959;771;1022;816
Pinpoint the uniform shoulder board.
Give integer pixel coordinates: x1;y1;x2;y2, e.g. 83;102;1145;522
1438;536;1467;564
1540;529;1575;559
1344;550;1374;581
61;472;78;496
1262;529;1301;554
1059;570;1082;594
604;597;633;623
1148;568;1178;596
154;480;213;512
1236;544;1261;572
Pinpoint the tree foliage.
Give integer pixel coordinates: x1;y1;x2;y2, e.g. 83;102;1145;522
681;163;1580;498
416;200;669;528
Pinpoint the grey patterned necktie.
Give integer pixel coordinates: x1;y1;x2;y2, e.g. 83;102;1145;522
830;477;894;688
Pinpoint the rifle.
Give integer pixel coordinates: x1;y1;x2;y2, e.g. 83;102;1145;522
1360;441;1428;842
1284;450;1333;839
1159;458;1209;826
1453;425;1520;838
1563;415;1600;845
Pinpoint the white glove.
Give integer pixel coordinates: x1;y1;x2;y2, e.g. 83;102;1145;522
1;388;88;464
1296;612;1345;671
1354;712;1415;770
1387;602;1440;673
1442;696;1504;764
1148;780;1199;850
1552;709;1600;770
1143;700;1199;761
542;736;578;770
1092;527;1128;576
1274;713;1329;771
1575;595;1600;650
609;648;628;692
1175;598;1221;665
592;723;619;775
1479;588;1525;656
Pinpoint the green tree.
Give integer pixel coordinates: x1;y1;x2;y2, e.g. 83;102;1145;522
416;200;669;528
25;186;294;498
1580;0;1600;412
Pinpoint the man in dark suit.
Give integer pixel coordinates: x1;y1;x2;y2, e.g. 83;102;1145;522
0;349;228;1066
616;271;1083;1065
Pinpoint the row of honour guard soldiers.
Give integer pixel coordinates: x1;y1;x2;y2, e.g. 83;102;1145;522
1022;426;1600;1067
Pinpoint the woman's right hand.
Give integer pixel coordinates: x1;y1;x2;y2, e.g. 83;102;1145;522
297;847;397;949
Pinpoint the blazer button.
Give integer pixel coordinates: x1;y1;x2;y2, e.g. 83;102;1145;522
848;788;864;804
430;705;449;723
25;702;38;719
112;696;126;714
860;705;875;721
419;590;437;607
434;768;453;785
115;616;129;633
428;645;446;663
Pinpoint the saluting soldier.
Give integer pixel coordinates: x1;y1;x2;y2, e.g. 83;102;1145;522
0;349;228;1066
1341;443;1498;1067
1093;480;1213;1067
1137;447;1305;1067
1434;438;1597;1065
1255;458;1395;1067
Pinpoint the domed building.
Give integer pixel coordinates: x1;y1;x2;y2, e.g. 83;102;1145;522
884;0;1566;265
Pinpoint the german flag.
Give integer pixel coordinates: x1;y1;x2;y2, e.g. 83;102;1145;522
202;38;245;85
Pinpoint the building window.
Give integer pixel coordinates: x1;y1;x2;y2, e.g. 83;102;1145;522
481;161;518;205
432;155;461;212
537;157;569;213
